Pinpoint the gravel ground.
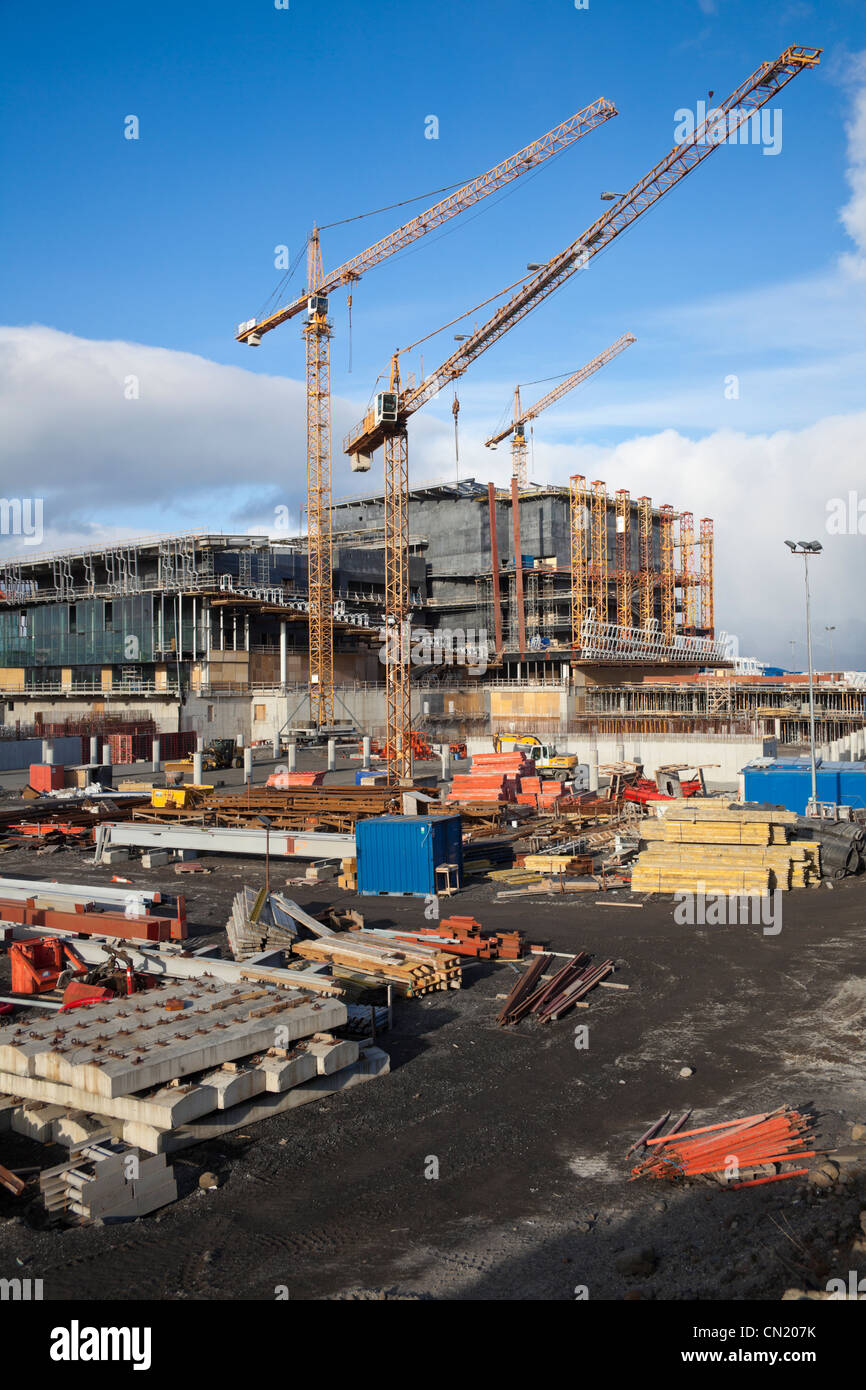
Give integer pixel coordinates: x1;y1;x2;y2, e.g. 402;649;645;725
1;823;865;1302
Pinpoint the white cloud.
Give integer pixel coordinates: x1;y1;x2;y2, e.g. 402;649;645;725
0;325;391;544
839;78;866;280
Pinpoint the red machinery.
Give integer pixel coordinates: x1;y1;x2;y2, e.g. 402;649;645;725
9;938;157;1010
10;937;87;996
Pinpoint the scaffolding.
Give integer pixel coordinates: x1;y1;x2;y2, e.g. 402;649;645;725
615;489;632;628
569;474;589;654
590;480;608;625
700;517;715;636
678;510;696;633
637;495;654;634
659;504;676;644
580;615;728;664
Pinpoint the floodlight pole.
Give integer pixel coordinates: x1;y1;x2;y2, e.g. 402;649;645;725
803;551;818;810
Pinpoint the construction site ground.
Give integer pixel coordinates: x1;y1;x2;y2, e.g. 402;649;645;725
1;827;865;1302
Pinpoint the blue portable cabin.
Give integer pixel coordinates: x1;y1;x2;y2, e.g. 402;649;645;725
356;814;464;897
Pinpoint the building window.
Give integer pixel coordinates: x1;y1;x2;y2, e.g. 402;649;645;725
68;605;78;633
207;705;214;722
104;601;113;631
254;704;266;722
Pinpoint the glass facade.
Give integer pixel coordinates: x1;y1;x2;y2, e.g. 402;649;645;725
0;596;156;668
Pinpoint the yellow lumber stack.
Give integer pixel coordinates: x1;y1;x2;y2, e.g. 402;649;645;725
523;854;586;873
631;803;819;894
292;931;461;996
338;857;357;891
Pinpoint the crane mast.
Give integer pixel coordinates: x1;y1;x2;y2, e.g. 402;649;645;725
342;44;820;774
304;230;335;726
235;100;618;731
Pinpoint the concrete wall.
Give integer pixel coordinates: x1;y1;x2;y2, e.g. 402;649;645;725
0;736;84;771
2;696;182;733
181;694;251;743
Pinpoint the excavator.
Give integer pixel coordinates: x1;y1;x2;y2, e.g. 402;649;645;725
493;733;577;779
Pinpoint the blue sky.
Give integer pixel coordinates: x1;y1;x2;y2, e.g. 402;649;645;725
1;0;865;666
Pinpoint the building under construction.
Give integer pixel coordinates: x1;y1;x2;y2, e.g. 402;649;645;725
331;475;719;677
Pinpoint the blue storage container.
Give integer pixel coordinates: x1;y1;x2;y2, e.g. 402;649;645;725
356;814;464;897
838;763;866;810
741;759;866;815
354;770;387;786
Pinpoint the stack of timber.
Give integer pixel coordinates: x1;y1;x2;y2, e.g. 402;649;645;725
630;802;818;894
226;887;304;960
292;929;462;996
137;785;410;834
40;1142;177;1222
522;852;594;875
0;978;388;1156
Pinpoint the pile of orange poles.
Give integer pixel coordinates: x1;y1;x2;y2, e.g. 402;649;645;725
630;1107;825;1189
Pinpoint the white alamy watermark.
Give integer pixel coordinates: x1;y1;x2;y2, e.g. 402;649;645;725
378;621;489;676
0;497;43;545
826;491;866;535
50;1322;151;1371
826;1271;866;1299
674;101;783;157
673;888;782;936
0;1277;43;1300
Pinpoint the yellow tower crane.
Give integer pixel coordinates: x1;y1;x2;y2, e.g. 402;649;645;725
485;333;636;484
342;45;820;781
235;98;618;728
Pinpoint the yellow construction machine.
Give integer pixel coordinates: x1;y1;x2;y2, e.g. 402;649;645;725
492;733;577;779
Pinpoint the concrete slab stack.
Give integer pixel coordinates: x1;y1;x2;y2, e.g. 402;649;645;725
0;977;389;1161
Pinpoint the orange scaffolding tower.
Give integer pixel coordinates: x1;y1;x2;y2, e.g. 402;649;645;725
678;509;696;635
659;503;676;644
700;517;715;637
590;480;608;625
637;495;654;634
615;488;632;628
569;474;590;653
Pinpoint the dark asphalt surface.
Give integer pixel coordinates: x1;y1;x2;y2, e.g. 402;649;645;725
0;818;865;1302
